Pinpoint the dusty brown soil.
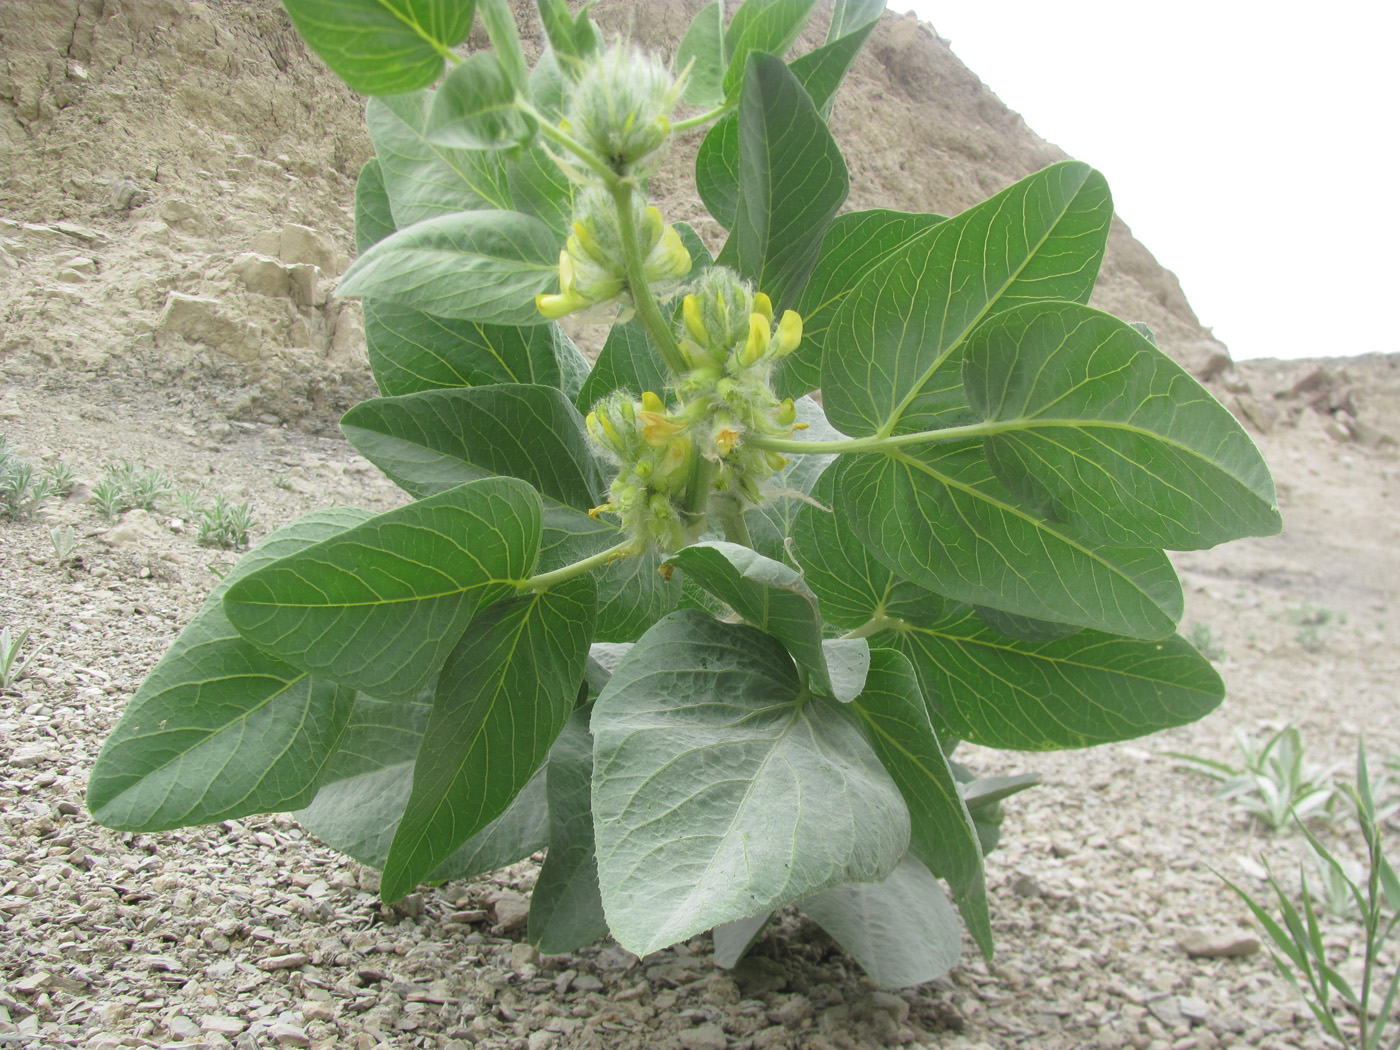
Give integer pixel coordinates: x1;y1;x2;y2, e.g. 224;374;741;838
4;3;1400;1050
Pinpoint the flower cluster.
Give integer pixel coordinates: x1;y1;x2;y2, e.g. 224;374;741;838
584;268;808;550
536;188;691;321
587;390;697;551
672;269;805;502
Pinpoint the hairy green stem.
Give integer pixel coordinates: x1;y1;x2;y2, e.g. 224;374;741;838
609;180;689;377
713;495;753;548
749;418;1023;456
521;540;634;593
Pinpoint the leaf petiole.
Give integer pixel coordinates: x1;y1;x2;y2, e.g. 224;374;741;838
749;419;1021;456
672;99;737;133
521;540;636;593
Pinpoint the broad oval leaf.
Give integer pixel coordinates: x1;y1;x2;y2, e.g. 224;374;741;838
663;541;867;701
591;610;909;956
964;302;1282;550
791;463;943;632
886;605;1225;750
340;385;603;510
838;447;1183;639
367;92;511;226
722;0;819;97
720;54;849;312
851;648;990;958
296;692;550;878
800;852;962;989
426;50;530;151
282;0;475;96
355;159;397;253
528;709;609;953
822;161;1113;438
382;574;595;901
338;209;561;327
677;1;726;108
87;509;369;831
779;209;945;400
224;477;543;701
364;305;566;397
789;3;880;120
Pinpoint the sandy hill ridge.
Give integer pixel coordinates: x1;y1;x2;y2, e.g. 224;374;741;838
0;0;1394;442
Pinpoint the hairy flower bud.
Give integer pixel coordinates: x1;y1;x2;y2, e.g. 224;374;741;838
566;45;684;179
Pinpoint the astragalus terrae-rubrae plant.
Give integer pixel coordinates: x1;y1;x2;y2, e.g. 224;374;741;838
87;0;1282;988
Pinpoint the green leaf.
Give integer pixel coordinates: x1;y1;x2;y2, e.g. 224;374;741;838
800;852;962;989
575;318;669;413
505;136;574;235
677;2;726;108
743;395;843;563
538;503;680;643
426;51;532;151
546;324;590;402
851;648;991;957
383;575;595;900
367;92;511;226
529;709;609;953
281;0;474;96
722;0;819;97
695;115;742;232
535;0;602;62
887;606;1225;750
475;0;527;90
363;306;564;397
224;477;542;701
964;302;1282;550
827;0;886;43
789;5;879;119
778;209;945;400
663;541;867;702
338;210;561;327
712;913;772;969
355;159;397;253
87;509;369;831
822;161;1112;438
591;610;909;956
838;447;1183;638
721;54;848;312
340;385;604;510
791;464;944;631
296;692;550;878
973;606;1082;643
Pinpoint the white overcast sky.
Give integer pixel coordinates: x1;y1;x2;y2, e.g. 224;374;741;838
897;1;1399;361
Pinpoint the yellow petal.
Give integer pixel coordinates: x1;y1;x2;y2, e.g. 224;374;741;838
682;294;708;344
641;390;665;413
773;309;803;356
740;313;770;367
752;292;773;323
639;411;683;447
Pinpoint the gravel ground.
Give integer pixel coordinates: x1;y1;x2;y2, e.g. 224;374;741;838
1;366;1397;1050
